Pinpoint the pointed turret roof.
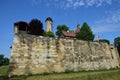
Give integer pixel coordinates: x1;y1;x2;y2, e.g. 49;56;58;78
45;17;53;22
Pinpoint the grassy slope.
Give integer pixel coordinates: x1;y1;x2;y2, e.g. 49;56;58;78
0;66;9;80
10;69;120;80
0;66;8;76
1;66;120;80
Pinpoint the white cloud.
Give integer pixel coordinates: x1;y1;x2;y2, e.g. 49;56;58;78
105;10;120;23
86;0;108;7
63;0;113;8
93;24;120;33
96;9;120;24
32;0;113;8
94;9;120;33
79;0;85;6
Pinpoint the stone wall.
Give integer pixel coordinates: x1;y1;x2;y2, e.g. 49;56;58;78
9;32;120;76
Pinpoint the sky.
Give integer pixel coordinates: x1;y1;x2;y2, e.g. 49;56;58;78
0;0;120;58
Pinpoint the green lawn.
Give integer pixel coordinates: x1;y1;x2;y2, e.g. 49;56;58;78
1;66;120;80
10;70;120;80
0;66;9;80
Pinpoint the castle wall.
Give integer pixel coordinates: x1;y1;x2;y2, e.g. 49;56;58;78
9;32;120;76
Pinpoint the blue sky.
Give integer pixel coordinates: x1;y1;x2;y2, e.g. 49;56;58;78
0;0;120;58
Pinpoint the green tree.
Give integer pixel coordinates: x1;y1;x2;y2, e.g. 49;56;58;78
29;19;44;35
0;54;9;66
4;57;9;65
76;22;94;41
43;31;55;38
0;54;4;66
94;39;110;44
99;39;110;44
56;24;69;37
114;37;120;56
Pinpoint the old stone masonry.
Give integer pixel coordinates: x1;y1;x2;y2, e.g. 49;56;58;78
9;20;120;76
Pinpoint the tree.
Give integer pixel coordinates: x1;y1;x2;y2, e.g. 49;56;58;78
43;31;55;38
114;37;120;56
76;22;94;41
99;39;110;44
94;39;110;44
3;57;9;65
0;54;9;66
56;24;69;37
29;19;44;35
0;54;4;66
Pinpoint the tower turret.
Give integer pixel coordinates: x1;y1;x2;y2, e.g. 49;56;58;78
77;23;80;28
14;21;29;34
45;17;53;32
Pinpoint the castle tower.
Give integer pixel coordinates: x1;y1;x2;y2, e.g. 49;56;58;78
14;21;29;34
75;23;80;33
77;23;80;28
45;17;53;32
14;23;19;34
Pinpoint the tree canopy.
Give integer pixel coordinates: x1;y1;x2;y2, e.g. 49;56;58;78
43;31;55;38
56;24;69;37
0;54;9;66
76;22;94;41
94;39;110;44
114;37;120;56
99;39;110;44
29;19;44;35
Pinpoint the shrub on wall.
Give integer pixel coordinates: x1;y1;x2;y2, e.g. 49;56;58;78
114;37;120;56
99;39;110;44
94;39;110;44
43;31;55;38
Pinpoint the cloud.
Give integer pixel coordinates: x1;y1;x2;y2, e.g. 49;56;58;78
32;0;41;5
96;9;120;24
62;0;112;8
93;9;120;33
32;0;113;8
92;24;120;33
105;10;120;23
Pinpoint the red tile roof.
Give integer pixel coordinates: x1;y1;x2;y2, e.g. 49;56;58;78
61;26;80;38
62;31;76;37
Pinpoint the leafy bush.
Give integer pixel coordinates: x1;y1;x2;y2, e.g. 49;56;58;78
0;54;9;66
43;31;55;38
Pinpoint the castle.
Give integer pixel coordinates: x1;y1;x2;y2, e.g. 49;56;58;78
9;17;120;76
14;17;53;34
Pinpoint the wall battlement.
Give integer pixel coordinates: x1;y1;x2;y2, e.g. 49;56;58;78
9;32;120;76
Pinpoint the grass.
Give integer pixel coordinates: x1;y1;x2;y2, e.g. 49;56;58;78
1;65;120;80
0;65;9;80
0;66;8;76
10;70;120;80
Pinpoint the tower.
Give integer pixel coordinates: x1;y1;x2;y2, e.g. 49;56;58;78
75;23;80;33
77;23;80;28
14;21;29;34
45;17;53;32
